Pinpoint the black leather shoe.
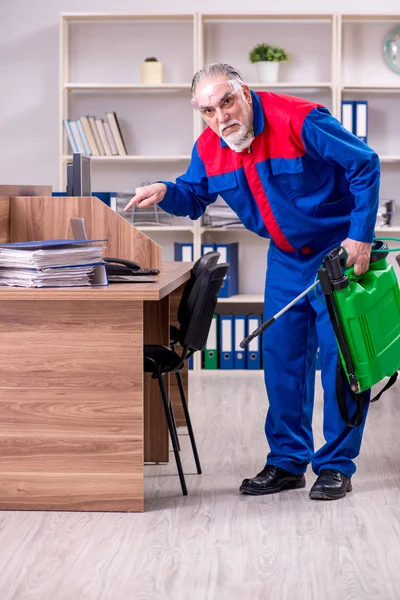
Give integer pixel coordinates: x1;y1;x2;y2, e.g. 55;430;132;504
309;469;352;500
240;465;306;496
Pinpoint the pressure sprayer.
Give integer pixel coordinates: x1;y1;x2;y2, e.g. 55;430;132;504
240;238;400;428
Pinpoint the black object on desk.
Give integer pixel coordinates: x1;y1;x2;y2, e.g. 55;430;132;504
104;257;160;282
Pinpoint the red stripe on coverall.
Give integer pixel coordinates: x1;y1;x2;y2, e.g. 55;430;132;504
243;161;297;252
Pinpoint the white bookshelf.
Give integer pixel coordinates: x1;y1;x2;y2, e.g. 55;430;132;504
60;13;400;369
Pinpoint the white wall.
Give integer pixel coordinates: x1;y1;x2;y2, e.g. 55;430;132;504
1;0;400;188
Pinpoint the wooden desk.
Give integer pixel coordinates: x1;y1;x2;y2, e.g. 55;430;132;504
0;262;192;512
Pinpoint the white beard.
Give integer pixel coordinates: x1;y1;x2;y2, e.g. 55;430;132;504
220;120;254;152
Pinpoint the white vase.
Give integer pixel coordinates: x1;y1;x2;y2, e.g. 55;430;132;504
256;61;279;84
140;61;163;84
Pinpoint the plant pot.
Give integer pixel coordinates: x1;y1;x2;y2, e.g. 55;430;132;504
256;61;279;84
140;61;163;84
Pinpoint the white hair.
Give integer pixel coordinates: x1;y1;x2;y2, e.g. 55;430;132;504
191;63;244;99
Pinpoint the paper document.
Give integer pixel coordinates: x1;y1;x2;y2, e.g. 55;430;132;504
0;238;107;288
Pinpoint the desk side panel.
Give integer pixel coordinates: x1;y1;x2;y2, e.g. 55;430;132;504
0;300;143;512
0;197;10;243
9;195;162;270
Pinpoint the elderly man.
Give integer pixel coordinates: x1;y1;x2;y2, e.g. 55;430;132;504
125;63;379;500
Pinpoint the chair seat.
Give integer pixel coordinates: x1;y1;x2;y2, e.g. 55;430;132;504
169;325;180;346
144;344;182;374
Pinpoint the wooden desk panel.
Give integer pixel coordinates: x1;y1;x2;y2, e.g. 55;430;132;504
0;300;143;511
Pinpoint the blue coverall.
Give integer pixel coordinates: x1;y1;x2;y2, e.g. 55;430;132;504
159;90;380;477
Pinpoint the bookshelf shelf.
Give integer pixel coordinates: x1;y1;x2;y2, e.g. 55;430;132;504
62;13;194;22
136;226;195;232
379;156;400;163
196;369;263;375
65;83;192;91
62;155;191;162
342;85;400;92
218;294;264;303
375;227;400;234
200;227;246;234
246;82;332;89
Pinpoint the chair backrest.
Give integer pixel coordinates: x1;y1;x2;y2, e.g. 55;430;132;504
177;251;220;325
178;262;229;352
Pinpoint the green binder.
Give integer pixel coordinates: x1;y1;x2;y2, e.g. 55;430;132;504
204;314;218;369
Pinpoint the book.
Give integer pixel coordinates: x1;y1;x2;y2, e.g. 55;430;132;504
106;112;128;155
75;120;91;155
63;120;79;154
80;116;100;155
96;119;112;155
69;120;86;154
89;116;105;155
104;121;119;155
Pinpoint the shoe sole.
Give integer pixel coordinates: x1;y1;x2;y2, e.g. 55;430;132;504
239;478;306;496
309;481;352;501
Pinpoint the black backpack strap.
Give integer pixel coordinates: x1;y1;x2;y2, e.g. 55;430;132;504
370;372;398;403
336;359;364;428
336;359;398;426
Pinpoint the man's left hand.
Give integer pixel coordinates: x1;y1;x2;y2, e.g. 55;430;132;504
340;238;372;275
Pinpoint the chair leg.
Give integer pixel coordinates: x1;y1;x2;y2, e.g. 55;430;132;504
169;344;181;451
155;371;188;496
175;371;202;475
169;400;181;452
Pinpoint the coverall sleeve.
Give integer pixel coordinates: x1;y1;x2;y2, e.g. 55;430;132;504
158;141;218;220
301;107;380;243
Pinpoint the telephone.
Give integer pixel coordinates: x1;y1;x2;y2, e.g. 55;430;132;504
104;257;160;280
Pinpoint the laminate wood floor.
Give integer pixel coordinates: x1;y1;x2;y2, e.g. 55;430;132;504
0;371;399;600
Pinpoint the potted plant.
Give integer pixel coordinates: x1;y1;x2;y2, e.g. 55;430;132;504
140;57;163;84
249;43;289;84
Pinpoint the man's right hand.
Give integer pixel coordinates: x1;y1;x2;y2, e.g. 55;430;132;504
124;182;167;211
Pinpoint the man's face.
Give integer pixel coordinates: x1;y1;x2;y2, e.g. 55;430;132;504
193;76;253;145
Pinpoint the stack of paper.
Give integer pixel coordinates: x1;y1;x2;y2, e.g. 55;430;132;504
0;239;107;288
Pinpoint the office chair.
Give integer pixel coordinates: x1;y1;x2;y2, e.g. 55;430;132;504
169;251;220;347
144;262;229;495
168;251;220;452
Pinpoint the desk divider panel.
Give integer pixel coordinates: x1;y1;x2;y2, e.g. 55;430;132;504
6;195;162;270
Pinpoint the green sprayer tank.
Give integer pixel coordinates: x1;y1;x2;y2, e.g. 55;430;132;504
319;242;400;394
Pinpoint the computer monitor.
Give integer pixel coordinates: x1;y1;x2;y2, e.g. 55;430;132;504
66;153;91;196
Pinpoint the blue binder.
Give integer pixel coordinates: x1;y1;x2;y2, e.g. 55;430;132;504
354;100;368;143
174;243;193;262
246;315;261;369
219;315;234;369
234;316;247;369
202;243;215;255
341;100;354;134
215;243;239;298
